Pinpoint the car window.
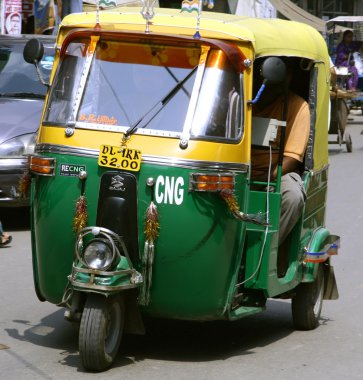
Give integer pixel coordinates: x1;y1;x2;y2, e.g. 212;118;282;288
0;39;54;97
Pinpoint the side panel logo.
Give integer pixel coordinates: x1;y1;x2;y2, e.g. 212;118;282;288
60;164;86;177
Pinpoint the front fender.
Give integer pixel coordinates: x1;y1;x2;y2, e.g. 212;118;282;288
303;228;340;284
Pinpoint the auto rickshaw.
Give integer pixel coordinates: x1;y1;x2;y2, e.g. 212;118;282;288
23;5;339;372
326;16;363;151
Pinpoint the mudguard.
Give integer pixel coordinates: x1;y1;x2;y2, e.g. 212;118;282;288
302;227;340;300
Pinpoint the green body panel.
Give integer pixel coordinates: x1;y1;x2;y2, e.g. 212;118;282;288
31;153;331;318
302;169;328;233
244;191;302;297
241;168;328;297
139;164;247;319
31;152;249;320
244;191;280;290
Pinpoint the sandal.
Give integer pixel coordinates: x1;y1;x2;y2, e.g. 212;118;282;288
0;233;12;247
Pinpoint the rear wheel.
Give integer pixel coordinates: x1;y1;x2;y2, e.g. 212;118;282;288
291;265;324;330
79;294;124;372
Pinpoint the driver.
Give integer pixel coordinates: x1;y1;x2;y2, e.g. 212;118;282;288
251;58;310;248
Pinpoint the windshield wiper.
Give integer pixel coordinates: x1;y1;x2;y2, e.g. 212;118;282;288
0;92;45;99
125;66;197;138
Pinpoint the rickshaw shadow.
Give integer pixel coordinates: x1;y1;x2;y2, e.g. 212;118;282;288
5;308;137;369
4;300;333;372
115;300;296;366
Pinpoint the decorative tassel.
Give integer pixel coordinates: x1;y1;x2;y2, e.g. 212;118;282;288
144;201;160;242
220;189;269;226
220;188;240;215
73;195;88;234
139;201;159;306
18;169;31;198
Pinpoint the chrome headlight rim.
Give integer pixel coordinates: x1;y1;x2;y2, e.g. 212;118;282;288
75;227;122;271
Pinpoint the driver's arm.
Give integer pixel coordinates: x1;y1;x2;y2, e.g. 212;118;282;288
272;156;300;180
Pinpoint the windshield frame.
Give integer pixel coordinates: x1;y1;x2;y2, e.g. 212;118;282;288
44;30;246;143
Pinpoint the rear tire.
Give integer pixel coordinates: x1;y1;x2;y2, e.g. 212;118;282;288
291;265;324;330
79;294;124;372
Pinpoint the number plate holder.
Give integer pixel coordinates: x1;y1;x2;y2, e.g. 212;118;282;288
98;145;142;172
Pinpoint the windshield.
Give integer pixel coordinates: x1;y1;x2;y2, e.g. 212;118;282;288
0;39;54;97
44;37;243;141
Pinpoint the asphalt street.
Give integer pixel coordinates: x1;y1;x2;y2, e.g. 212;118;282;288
0;111;363;379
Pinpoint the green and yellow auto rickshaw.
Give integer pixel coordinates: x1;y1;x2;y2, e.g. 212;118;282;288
23;6;339;372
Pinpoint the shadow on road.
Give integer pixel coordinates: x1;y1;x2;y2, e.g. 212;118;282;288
119;301;295;365
5;300;297;372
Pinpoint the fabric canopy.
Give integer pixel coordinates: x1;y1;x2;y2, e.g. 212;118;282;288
327;16;363;24
268;0;325;32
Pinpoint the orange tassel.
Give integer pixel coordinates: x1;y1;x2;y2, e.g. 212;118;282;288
144;201;159;242
220;188;240;215
220;189;269;226
73;195;88;234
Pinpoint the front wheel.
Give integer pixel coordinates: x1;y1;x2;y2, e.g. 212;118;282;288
291;265;324;330
79;294;124;372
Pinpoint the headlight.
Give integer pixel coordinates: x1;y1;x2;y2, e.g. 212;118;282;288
0;133;37;158
83;238;115;270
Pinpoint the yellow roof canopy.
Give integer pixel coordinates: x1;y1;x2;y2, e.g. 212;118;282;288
60;7;329;64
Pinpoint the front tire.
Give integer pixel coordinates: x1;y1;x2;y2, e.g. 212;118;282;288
79;294;124;372
291;265;324;330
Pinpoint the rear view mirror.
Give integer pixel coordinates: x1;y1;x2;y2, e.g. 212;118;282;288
261;57;287;84
23;38;44;64
23;38;50;88
248;57;288;105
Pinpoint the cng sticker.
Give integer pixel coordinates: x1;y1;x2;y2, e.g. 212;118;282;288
155;176;185;205
60;164;86;177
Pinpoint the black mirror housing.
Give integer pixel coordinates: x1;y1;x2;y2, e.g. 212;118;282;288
261;57;287;84
23;38;44;65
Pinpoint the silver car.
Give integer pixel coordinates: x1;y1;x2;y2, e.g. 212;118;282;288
0;34;55;207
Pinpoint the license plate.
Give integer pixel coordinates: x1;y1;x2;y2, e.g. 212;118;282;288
98;145;142;172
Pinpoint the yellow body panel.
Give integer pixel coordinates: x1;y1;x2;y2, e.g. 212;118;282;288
43;7;330;170
39;126;251;165
313;63;330;170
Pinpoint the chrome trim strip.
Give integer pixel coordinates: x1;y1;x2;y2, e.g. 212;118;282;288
180;46;209;147
36;143;97;156
36;143;249;172
71;280;139;292
69;36;99;124
141;156;249;171
42;123;241;143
